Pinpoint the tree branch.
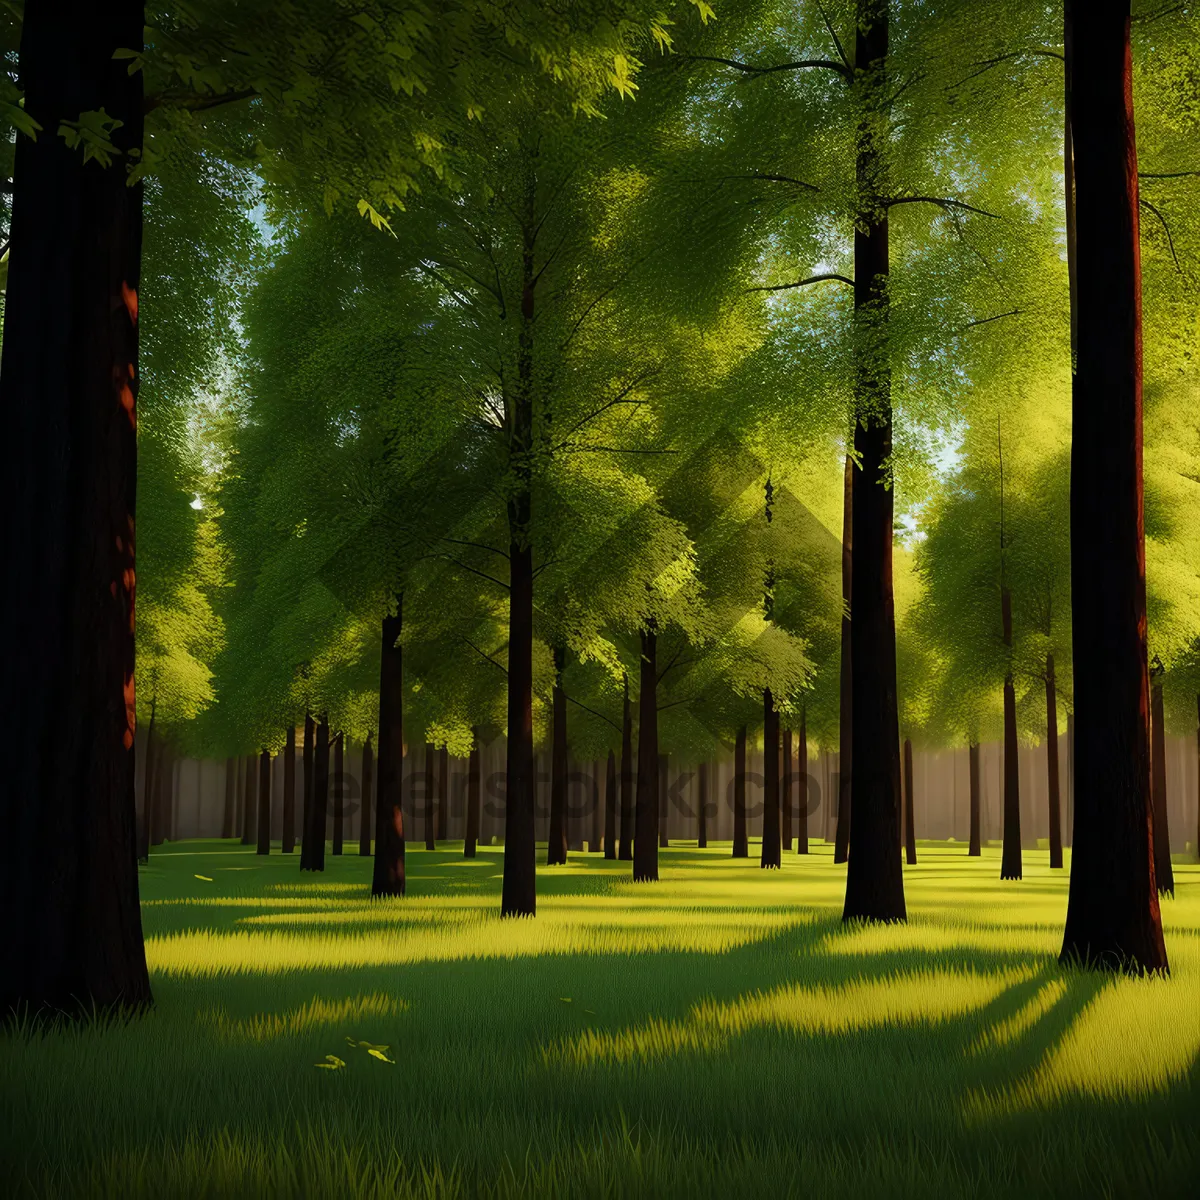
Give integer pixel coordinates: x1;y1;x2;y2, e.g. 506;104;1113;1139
748;272;854;293
461;636;507;676
885;196;1001;219
679;54;851;81
1139;196;1182;272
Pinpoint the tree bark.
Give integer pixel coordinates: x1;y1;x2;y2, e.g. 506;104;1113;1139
697;760;709;848
968;741;982;856
842;0;906;925
604;749;618;858
332;732;345;855
282;726;296;854
300;711;316;869
301;717;329;872
1060;0;1167;973
835;453;853;865
359;733;373;856
372;602;405;896
256;750;272;855
761;690;782;869
782;729;793;851
732;726;749;858
903;738;917;865
797;709;809;853
1150;682;1174;896
618;678;634;860
633;626;660;881
1000;587;1023;880
547;646;568;865
464;733;481;859
1046;656;1064;868
0;0;150;1019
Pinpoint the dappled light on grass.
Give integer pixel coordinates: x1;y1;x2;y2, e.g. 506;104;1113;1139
549;966;1034;1068
201;992;404;1043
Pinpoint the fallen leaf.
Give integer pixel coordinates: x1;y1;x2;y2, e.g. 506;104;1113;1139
367;1048;396;1064
315;1055;346;1071
194;874;213;882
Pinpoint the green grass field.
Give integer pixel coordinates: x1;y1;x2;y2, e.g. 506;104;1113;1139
3;840;1198;1199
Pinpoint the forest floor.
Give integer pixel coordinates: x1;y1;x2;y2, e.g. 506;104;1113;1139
2;841;1198;1199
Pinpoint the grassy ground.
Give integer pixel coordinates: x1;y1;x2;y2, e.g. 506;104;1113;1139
2;840;1198;1199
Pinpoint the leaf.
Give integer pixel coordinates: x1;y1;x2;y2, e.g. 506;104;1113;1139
315;1055;346;1070
558;997;573;1003
194;874;213;881
367;1048;395;1064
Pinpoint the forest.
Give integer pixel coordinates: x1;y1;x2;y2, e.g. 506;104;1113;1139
0;1;1198;1198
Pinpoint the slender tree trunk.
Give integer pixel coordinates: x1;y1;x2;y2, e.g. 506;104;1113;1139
835;453;853;864
238;754;253;845
633;626;660;881
464;733;481;859
547;646;568;865
332;732;345;855
300;711;316;869
843;0;906;924
436;745;448;842
1060;0;1167;973
424;743;436;851
618;679;634;860
359;733;373;856
221;754;236;842
1046;657;1064;868
604;749;618;858
761;690;782;868
733;726;749;858
968;741;982;856
1066;710;1075;845
797;709;809;853
1000;588;1023;880
1150;682;1174;896
256;750;271;855
372;602;405;896
782;729;793;851
0;0;150;1019
697;760;709;848
139;699;157;862
282;726;296;854
658;752;670;848
903;738;916;865
302;717;329;872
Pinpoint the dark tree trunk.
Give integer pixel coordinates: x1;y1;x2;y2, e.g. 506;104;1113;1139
658;753;670;848
1046;657;1064;869
372;603;405;896
761;690;782;869
618;678;634;860
300;712;315;869
732;726;748;858
547;646;568;865
842;0;905;925
301;717;329;872
782;729;793;851
0;0;150;1019
424;743;436;851
241;754;256;846
835;453;853;865
359;733;373;856
1060;0;1167;973
256;750;271;855
633;626;660;881
604;749;618;858
437;745;448;842
1150;682;1174;896
968;741;982;856
797;709;809;853
332;732;345;855
282;726;296;854
697;760;709;848
903;738;916;865
221;754;236;842
1000;588;1023;881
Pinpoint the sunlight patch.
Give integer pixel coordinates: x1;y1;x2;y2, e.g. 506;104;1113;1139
201;991;404;1043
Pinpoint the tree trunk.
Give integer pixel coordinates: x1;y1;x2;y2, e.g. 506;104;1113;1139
843;0;906;925
221;754;236;843
424;743;436;851
372;602;405;896
968;741;982;856
697;760;709;849
282;726;296;854
761;690;782;869
732;726;748;858
436;745;448;842
1046;657;1064;868
302;717;329;872
903;738;916;865
797;709;809;853
0;0;150;1019
1000;588;1023;881
547;646;568;865
835;453;853;865
359;733;373;856
332;732;345;855
1060;0;1167;974
604;749;618;858
633;626;660;881
256;750;271;855
618;678;634;860
1150;682;1174;896
241;753;255;846
782;729;793;851
300;711;316;869
464;733;481;859
658;752;670;848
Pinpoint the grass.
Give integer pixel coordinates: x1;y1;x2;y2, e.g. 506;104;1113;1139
2;839;1198;1199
